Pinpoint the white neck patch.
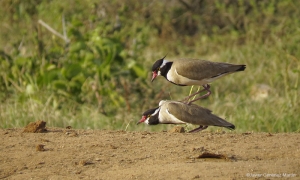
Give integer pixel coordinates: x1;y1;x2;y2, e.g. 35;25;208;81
161;59;169;67
144;107;161;125
157;59;169;76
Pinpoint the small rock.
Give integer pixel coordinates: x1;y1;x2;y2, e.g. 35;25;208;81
168;126;185;133
79;160;87;166
110;144;117;149
36;144;46;151
69;132;78;137
192;175;200;179
23;120;47;133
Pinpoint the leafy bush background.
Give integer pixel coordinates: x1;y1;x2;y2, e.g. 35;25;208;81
0;0;299;132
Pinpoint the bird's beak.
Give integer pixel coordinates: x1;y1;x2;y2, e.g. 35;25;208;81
151;71;157;82
137;116;146;125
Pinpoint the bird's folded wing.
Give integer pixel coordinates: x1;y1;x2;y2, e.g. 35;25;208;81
167;102;234;128
175;59;235;80
166;102;213;125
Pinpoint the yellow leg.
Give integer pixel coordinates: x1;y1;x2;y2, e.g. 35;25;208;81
188;85;194;96
190;86;201;101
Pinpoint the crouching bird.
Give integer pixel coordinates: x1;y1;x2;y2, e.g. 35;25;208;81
151;56;246;103
137;100;235;133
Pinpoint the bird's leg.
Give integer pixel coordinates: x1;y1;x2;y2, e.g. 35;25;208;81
187;84;211;104
188;125;208;133
189;86;201;102
181;86;207;103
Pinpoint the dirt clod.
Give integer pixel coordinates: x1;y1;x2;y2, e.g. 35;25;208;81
110;145;118;149
168;126;185;133
36;144;46;151
40;138;50;142
79;160;87;166
197;152;227;159
23;120;47;133
192;175;200;179
78;160;93;166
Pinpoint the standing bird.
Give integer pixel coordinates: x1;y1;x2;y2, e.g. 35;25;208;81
151;56;246;103
137;100;235;133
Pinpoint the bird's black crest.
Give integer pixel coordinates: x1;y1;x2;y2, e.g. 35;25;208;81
142;107;159;116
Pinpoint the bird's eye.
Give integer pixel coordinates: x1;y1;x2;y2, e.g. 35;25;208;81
157;67;160;71
147;115;151;118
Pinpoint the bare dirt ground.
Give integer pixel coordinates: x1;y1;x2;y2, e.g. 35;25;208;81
1;126;299;180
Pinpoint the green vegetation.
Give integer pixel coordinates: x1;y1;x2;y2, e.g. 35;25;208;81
0;0;299;132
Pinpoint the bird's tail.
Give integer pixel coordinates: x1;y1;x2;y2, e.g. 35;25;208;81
211;114;236;130
225;124;235;130
236;65;246;72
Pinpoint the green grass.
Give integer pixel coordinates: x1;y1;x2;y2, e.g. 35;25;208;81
0;0;299;132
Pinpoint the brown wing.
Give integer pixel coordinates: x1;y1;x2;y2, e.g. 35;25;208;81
167;102;234;128
173;58;244;80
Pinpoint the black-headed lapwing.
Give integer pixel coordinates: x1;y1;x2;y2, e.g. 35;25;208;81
137;100;235;133
151;56;246;103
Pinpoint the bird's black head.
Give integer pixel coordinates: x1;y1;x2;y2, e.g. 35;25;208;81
137;107;160;125
142;107;159;116
151;55;172;82
151;58;164;72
